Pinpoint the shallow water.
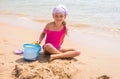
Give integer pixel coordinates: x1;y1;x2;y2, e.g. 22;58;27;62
0;0;120;28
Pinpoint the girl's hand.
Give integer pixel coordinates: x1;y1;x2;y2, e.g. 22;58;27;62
37;40;41;44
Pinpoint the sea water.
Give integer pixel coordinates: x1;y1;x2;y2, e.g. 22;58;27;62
0;0;120;28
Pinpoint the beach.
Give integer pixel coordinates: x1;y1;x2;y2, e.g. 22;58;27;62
0;15;120;79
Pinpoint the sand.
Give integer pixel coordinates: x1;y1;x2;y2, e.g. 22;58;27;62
0;15;120;79
12;57;79;79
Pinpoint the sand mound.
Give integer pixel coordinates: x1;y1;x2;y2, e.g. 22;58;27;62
12;54;79;79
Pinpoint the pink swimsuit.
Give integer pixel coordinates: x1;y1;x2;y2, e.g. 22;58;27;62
43;26;66;49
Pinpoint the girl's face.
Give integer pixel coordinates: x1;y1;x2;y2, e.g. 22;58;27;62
53;13;66;23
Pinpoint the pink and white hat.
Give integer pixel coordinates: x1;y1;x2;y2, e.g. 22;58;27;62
52;4;68;16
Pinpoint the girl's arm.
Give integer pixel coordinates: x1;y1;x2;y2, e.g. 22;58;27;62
60;33;66;45
38;23;51;44
60;27;67;45
38;31;46;44
38;24;49;44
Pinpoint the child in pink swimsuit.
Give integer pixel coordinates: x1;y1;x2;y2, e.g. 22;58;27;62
38;5;80;61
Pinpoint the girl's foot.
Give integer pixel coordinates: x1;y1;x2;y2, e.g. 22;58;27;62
49;55;55;61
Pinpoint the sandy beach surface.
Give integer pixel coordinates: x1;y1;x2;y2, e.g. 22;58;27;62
0;15;120;79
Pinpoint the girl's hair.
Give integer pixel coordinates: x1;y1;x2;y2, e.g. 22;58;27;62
62;21;68;35
62;21;66;26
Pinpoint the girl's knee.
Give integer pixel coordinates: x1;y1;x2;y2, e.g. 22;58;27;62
44;43;53;50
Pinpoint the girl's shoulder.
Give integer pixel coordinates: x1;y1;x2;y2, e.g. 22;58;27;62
44;22;54;30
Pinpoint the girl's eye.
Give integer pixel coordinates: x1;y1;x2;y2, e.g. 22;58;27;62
60;15;64;18
55;15;58;18
55;15;64;18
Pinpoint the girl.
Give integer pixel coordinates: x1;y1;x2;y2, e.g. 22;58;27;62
38;5;80;61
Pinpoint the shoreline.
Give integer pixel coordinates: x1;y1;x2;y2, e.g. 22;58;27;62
1;14;120;29
0;15;120;79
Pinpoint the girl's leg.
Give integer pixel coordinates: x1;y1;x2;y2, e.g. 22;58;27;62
50;48;80;61
44;43;62;54
59;48;77;52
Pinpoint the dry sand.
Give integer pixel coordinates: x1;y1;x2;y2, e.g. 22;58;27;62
0;15;120;79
